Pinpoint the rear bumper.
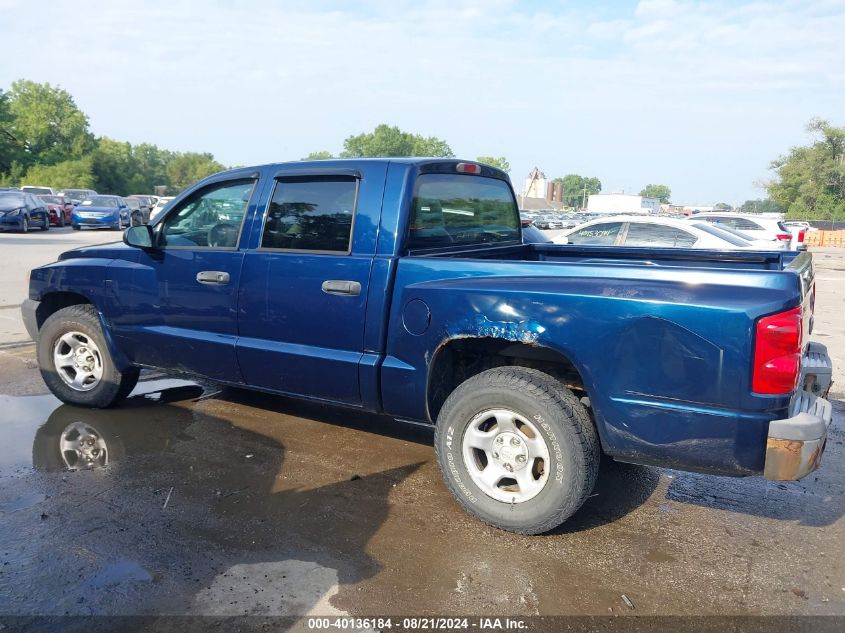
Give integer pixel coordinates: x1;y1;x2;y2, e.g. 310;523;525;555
764;343;834;481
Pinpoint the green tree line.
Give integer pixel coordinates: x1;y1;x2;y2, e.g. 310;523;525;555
0;80;225;195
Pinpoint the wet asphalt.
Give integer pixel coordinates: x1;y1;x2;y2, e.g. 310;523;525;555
0;247;843;626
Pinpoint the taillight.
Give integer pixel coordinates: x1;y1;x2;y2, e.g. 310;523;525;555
456;162;481;174
797;229;806;243
776;233;792;241
752;306;802;394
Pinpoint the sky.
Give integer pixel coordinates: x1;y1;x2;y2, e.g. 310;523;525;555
1;0;844;205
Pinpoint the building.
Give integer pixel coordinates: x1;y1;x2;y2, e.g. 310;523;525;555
518;167;564;210
587;193;659;215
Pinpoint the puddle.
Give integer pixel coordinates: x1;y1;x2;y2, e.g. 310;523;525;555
89;559;153;588
0;379;205;473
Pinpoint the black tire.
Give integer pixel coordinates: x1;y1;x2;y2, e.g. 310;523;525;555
59;212;66;227
434;366;600;535
72;224;80;231
37;304;139;408
21;216;28;233
41;215;49;231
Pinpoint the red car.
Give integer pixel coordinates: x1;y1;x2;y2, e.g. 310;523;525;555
38;195;74;227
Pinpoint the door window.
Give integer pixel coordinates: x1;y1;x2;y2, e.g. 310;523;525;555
160;179;255;249
624;223;697;247
261;176;358;252
566;222;623;245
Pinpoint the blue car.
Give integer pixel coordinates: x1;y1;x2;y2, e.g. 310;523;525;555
71;195;131;230
0;191;50;232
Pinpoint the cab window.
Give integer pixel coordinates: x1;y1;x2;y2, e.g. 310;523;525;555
261;176;358;252
160;180;255;249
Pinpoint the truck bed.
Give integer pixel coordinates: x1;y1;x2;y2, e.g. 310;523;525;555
412;242;804;271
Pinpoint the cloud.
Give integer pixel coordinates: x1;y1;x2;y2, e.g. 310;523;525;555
0;0;843;203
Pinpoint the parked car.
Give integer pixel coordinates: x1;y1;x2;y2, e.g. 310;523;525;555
20;185;54;196
71;195;131;230
521;220;552;244
23;158;833;535
687;212;795;248
56;189;98;205
126;195;155;221
0;191;50;232
37;195;74;227
555;215;761;249
124;197;149;225
149;196;174;222
692;222;788;250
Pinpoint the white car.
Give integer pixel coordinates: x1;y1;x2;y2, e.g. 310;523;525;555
686;213;795;248
149;196;174;222
552;215;760;249
691;222;788;250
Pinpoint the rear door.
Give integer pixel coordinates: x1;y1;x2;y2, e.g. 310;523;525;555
236;164;386;404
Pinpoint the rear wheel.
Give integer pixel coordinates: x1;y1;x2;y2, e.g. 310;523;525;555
41;215;49;231
37;305;139;408
434;366;599;534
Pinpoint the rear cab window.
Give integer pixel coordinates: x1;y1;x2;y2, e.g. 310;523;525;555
407;173;520;250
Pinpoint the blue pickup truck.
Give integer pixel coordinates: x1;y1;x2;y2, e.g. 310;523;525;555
23;159;834;534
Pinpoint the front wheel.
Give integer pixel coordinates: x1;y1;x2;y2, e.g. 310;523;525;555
37;305;139;408
434;366;599;534
21;216;28;233
59;213;66;227
41;216;49;231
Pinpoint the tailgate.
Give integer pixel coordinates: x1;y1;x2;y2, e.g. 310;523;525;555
786;250;815;341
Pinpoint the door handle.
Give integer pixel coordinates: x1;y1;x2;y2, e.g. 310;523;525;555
196;270;230;285
321;280;361;296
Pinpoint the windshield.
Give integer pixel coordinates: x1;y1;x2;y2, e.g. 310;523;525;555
408;174;519;249
21;187;51;195
82;196;118;208
40;196;62;204
0;193;25;206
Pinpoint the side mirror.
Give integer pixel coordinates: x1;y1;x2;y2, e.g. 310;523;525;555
123;224;155;249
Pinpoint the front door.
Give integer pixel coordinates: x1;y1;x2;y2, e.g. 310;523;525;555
110;177;259;382
237;172;375;404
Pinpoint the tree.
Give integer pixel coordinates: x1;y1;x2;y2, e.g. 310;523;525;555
639;184;671;203
768;118;845;220
303;151;334;160
165;152;225;194
23;158;95;189
340;124;453;158
737;198;784;214
714;202;732;210
553;174;602;208
3;80;94;169
90;137;133;194
477;156;510;172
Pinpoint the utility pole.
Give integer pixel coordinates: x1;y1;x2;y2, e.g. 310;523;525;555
581;184;587;210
